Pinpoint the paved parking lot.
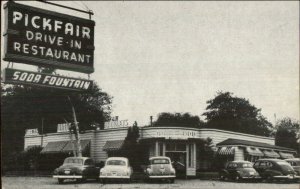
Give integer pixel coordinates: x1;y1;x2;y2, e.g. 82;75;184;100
2;177;299;189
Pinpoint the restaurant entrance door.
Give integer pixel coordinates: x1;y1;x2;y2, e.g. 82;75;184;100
165;142;187;177
165;151;186;177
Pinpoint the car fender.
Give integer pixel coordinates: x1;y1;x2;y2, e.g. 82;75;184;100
219;169;229;176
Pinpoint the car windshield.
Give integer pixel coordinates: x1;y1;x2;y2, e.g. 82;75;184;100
240;163;253;168
287;160;300;166
277;161;291;166
64;158;83;165
106;160;126;166
151;159;169;164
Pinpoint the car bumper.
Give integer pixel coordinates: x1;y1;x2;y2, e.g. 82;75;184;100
148;175;176;178
53;175;83;179
241;176;261;179
99;175;130;179
273;175;300;180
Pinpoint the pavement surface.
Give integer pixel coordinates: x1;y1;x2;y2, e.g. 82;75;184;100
2;176;299;189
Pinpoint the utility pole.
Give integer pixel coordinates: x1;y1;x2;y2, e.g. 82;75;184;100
64;119;77;157
41;118;44;147
67;96;82;157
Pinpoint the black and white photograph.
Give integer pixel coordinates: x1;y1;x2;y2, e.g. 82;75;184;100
1;1;299;189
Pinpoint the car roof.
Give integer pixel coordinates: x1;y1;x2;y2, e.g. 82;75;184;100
229;161;252;164
65;157;90;161
255;159;287;162
106;157;128;161
149;156;171;160
285;158;300;161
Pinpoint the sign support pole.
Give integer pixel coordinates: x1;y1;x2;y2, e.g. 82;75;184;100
67;96;82;157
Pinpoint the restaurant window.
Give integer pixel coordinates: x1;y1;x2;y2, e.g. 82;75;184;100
188;144;194;167
166;143;176;151
176;143;186;151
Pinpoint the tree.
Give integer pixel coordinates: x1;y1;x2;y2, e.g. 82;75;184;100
202;91;273;136
122;121;144;171
275;117;300;154
153;112;205;128
1;81;113;171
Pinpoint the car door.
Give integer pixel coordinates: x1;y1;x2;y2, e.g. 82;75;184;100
227;163;237;179
257;161;268;178
253;161;264;175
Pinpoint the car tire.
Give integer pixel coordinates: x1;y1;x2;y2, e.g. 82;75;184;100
76;178;86;183
101;178;106;184
58;178;64;184
223;176;228;181
266;175;273;183
219;175;225;181
235;175;241;182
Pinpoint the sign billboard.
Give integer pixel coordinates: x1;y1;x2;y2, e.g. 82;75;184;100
3;68;93;91
3;1;95;73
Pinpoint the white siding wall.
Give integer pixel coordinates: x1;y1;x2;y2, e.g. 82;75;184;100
24;128;128;163
199;129;274;145
92;128;128;163
234;147;245;161
24;135;42;150
140;127;274;146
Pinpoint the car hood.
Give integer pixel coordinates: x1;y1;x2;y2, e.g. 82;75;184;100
280;165;296;175
292;166;300;171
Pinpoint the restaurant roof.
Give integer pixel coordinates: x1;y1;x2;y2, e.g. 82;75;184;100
217;138;295;152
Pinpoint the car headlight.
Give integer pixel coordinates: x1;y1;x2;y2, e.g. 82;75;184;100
53;168;59;175
100;169;105;175
147;168;153;175
76;168;84;175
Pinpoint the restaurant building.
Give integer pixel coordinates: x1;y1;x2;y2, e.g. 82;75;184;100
24;124;296;177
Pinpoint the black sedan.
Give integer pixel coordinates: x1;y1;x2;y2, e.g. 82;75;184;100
219;161;260;181
53;157;100;184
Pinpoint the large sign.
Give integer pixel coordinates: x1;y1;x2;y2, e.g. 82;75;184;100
25;128;39;136
57;123;71;133
3;68;93;91
3;2;95;73
104;120;129;129
156;130;197;139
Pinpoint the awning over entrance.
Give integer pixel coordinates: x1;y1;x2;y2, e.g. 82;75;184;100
103;140;125;151
62;140;90;153
40;141;68;154
217;138;295;152
262;150;280;158
40;140;90;154
217;147;235;155
245;147;264;156
278;152;294;159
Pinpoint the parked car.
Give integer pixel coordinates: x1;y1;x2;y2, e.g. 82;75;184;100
253;159;300;182
285;158;300;176
145;156;176;183
53;157;100;184
99;157;133;183
219;161;260;181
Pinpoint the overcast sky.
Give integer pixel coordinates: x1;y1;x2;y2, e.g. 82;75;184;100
1;1;299;126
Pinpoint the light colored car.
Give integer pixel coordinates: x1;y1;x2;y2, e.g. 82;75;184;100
53;157;100;184
145;156;176;183
99;157;133;183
